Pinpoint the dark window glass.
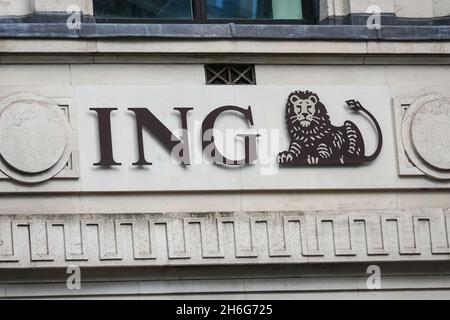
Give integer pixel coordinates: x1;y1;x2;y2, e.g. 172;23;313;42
206;0;304;20
94;0;194;20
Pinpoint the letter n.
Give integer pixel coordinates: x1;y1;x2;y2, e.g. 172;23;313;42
128;108;192;166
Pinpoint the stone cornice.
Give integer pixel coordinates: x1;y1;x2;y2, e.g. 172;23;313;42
1;39;450;59
0;23;450;41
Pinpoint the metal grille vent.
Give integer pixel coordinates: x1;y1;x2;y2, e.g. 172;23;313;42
205;64;256;85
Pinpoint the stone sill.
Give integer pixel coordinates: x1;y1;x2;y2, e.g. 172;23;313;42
1;39;450;58
0;23;450;41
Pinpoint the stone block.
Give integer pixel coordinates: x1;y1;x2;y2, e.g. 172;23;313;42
34;0;93;15
394;0;434;18
0;0;34;16
350;0;395;13
433;0;450;17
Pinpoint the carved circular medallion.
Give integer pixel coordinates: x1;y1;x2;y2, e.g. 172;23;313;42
412;100;450;170
402;93;450;180
0;93;72;184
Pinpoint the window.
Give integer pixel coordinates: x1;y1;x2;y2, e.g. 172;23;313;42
94;0;194;20
94;0;315;23
207;0;304;20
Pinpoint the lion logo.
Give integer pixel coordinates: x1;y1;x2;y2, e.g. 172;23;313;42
278;90;383;166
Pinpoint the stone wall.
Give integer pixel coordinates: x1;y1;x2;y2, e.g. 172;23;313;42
325;0;450;18
0;0;34;16
34;0;93;14
0;0;449;301
0;0;93;16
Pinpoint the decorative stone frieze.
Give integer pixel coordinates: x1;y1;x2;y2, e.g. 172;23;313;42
0;209;449;268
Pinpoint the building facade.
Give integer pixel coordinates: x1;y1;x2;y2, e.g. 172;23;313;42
0;0;449;299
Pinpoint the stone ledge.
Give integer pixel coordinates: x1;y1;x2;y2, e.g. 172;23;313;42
0;209;449;269
1;39;450;56
0;23;450;41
